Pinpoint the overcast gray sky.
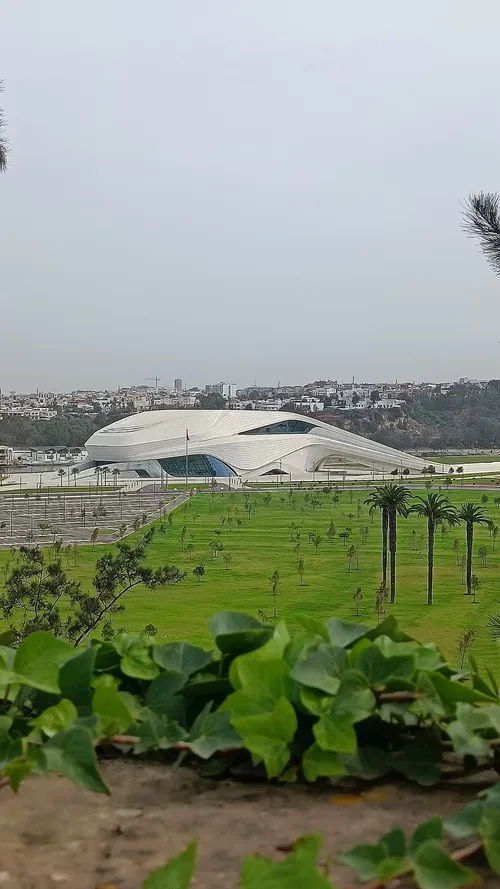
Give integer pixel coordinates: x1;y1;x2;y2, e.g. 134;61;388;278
2;1;500;392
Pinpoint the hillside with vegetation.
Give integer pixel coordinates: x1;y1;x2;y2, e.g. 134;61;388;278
319;381;500;452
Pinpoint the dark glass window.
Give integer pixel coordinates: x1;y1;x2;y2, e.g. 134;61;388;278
159;455;235;477
240;419;314;435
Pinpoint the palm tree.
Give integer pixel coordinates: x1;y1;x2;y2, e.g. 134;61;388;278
112;467;120;486
57;468;65;487
462;192;500;275
71;467;79;487
410;493;459;605
0;81;7;173
365;484;411;602
457;502;491;596
365;488;389;587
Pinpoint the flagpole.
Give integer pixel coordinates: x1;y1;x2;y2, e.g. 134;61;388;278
185;428;189;489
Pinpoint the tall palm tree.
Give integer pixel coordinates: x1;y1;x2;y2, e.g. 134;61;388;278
71;467;79;487
457;502;491;596
365;484;411;602
57;468;65;487
410;493;459;606
0;81;7;173
112;467;120;486
364;488;389;587
384;484;412;604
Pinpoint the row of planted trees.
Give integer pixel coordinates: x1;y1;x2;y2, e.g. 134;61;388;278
366;485;491;605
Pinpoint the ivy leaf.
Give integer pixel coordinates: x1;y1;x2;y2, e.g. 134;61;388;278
291;643;346;695
92;685;135;736
43;725;109;794
93;642;121;673
390;733;441;786
479;805;500;874
381;828;406;858
185;706;241;759
0;715;22;768
229;622;291;689
142;840;197;889
294;614;330;641
242;834;333;888
445;802;484;840
357;644;415;685
482;704;500;734
31;699;78;738
210;612;272;655
341;745;389;780
408;817;443;860
2;757;36;792
299;687;333;717
338;841;388;881
333;670;376;722
430;672;496;705
0;715;12;736
13;632;73;693
182;674;231;703
313;711;357;754
232;697;297;778
376;858;407;881
153;642;212;676
327;617;368;648
114;635;159;680
366;615;414;643
59;647;96;714
223;659;293;717
415;673;448;720
302;743;346;782
145;670;189;714
413;840;476;889
134;712;186;754
0;629;14;646
446;721;490;758
413;644;446;672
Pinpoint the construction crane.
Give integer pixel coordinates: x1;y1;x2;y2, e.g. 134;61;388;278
146;376;160;389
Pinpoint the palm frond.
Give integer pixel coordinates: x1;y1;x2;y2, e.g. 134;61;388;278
462;192;500;276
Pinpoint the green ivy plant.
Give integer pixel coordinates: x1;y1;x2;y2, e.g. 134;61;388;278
1;610;500;796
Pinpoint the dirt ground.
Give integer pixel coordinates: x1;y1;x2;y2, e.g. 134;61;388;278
0;761;496;889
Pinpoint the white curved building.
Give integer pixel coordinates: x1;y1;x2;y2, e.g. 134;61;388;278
85;409;426;481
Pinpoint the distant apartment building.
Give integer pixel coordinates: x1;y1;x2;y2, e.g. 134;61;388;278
174;378;183;391
0;406;57;421
205;382;237;399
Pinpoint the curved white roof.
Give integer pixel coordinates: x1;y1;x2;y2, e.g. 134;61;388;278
85;409;426;478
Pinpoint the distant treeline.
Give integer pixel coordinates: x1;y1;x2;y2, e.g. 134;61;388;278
0;412;130;449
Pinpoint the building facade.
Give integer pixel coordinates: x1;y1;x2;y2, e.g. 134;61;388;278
85;409;427;481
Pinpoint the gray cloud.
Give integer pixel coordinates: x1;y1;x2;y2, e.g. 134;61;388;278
1;0;500;391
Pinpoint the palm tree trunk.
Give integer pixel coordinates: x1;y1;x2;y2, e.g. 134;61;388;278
389;508;396;604
381;508;388;586
427;518;434;606
466;522;473;595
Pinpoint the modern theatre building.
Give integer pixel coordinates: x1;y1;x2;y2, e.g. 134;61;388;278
84;409;427;481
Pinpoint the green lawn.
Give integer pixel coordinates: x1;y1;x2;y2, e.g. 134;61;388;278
429;454;500;464
2;487;500;672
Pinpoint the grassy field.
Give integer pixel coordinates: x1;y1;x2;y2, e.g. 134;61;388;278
2;487;500;671
429;454;500;464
